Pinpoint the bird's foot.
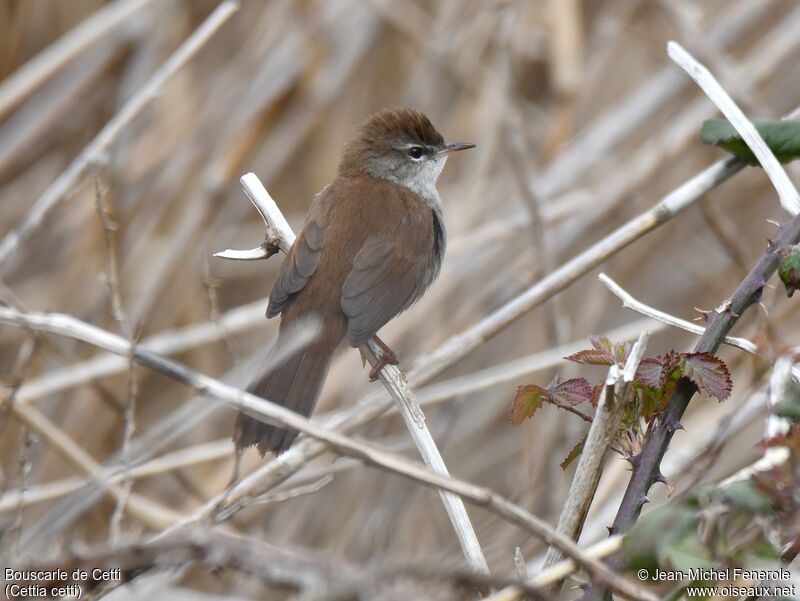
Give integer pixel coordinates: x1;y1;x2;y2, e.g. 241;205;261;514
369;337;399;381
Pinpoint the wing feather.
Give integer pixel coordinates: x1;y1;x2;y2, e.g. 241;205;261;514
267;220;325;318
341;237;420;347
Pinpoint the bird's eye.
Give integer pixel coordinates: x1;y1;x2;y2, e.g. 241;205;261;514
408;146;424;160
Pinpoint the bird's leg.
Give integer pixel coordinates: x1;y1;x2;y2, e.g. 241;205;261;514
368;335;399;381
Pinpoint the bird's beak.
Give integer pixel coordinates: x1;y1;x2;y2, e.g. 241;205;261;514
437;142;476;157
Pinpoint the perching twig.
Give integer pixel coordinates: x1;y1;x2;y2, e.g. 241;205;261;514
216;172;490;576
0;320;658;514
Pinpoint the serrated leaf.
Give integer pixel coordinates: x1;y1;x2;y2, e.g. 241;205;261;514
681;352;732;401
509;384;550;426
635;357;664;388
565;348;614;365
565;335;633;366
614;339;633;364
560;440;583;470
591;335;613;353
550;377;593;407
700;118;800;165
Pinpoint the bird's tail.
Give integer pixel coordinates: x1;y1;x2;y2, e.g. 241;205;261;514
233;320;339;456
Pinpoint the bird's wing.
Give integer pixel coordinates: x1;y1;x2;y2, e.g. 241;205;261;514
340;235;422;348
266;219;325;318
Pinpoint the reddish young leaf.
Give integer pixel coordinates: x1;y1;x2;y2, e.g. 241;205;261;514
566;335;633;366
614;339;633;364
636;351;682;393
589;384;603;407
550;377;594;407
510;384;550;425
681;352;732;401
592;335;614;352
635;357;664;388
564;348;614;365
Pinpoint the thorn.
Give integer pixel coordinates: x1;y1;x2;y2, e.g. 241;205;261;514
693;307;712;323
757;301;769;318
654;471;667;485
640;494;650;506
607;525;616;536
766;219;782;229
675;422;685;431
627;453;641;469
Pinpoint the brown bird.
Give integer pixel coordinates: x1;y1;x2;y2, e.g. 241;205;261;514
234;107;474;456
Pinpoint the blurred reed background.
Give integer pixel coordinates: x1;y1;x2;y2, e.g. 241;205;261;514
1;0;799;599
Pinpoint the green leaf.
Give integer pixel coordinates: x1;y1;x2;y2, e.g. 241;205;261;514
560;440;583;470
622;504;699;572
775;393;800;422
778;243;800;297
700;118;800;165
718;480;774;513
662;534;713;572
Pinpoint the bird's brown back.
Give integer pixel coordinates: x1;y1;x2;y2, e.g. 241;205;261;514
272;173;442;348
